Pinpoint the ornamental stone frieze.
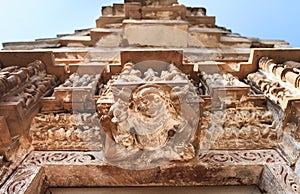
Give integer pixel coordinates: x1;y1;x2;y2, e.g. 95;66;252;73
1;0;300;193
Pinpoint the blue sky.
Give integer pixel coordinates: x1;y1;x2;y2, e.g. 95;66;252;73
0;0;299;48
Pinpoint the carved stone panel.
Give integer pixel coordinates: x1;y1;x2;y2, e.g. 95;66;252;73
260;164;300;194
97;62;201;169
199;101;278;149
0;166;44;194
30;113;102;151
198;149;285;165
7;150;285;190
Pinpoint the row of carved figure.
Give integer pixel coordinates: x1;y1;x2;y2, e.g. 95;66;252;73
200;72;247;96
247;72;295;105
259;57;300;89
200;101;278;149
0;60;45;96
201;72;243;87
0;60;58;108
97;62;192;107
240;57;300;107
116;62;188;82
30;113;102;150
58;73;101;88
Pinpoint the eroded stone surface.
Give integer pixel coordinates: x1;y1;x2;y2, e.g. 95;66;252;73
4;150;282;190
0;156;10;186
46;186;262;194
0;166;44;194
30;113;102;150
0;60;58;106
200;101;278;149
198;150;285;165
260;164;300;194
0;0;300;193
97;62;200;169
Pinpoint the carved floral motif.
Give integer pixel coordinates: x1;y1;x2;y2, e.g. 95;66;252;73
260;164;300;194
23;151;100;166
0;166;42;194
22;150;284;166
199;150;284;165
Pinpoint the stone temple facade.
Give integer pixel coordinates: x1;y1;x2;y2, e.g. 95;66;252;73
0;0;300;193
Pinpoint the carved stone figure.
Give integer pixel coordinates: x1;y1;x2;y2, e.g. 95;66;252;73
30;113;102;150
58;73;100;88
200;101;277;149
98;63;200;169
201;72;246;88
247;71;295;105
0;60;58;109
259;57;300;89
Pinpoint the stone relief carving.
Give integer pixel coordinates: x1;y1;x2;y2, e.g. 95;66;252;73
201;72;246;89
200;72;250;104
2;149;287;193
98;62;200;169
3;55;300;192
199;150;284;165
2;0;300;191
247;57;300;107
30;113;102;150
247;71;295;105
259;57;300;89
53;72;101;111
200;101;277;149
21;150;284;167
58;73;100;88
115;62;188;83
260;164;300;194
0;166;42;194
23;151;99;166
0;60;58;108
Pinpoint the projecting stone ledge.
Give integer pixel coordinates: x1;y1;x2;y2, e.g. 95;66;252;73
59;36;92;47
125;0;178;6
2;39;61;50
0;149;288;194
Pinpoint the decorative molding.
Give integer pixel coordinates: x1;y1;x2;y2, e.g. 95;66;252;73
23;151;102;166
22;149;284;167
198;149;285;165
260;164;300;194
0;149;298;193
30;113;103;151
0;166;42;194
200;103;278;149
